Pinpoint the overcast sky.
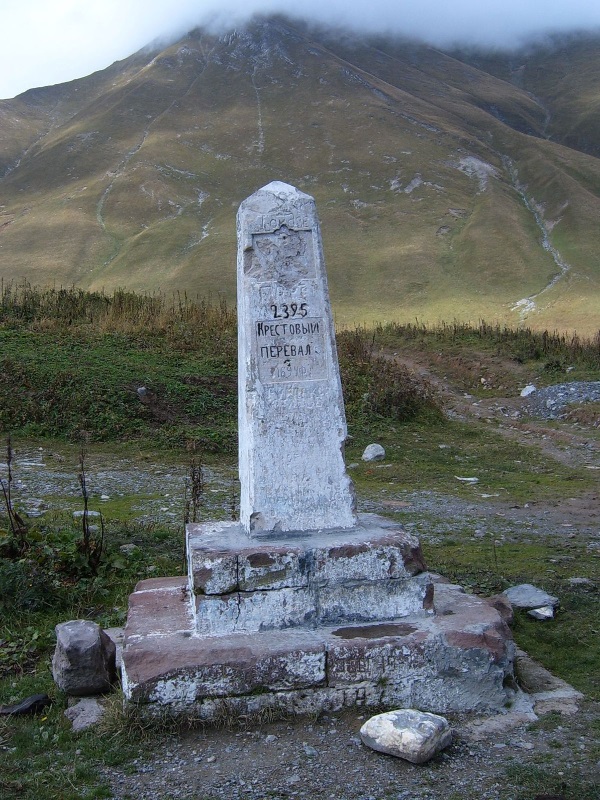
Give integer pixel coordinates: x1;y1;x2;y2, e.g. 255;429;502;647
2;1;600;99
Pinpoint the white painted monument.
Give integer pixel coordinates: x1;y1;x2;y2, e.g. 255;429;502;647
121;183;516;722
237;181;356;533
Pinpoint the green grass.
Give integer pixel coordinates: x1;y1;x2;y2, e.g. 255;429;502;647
0;508;185;800
423;536;600;697
0;286;440;449
348;416;594;504
0;324;238;450
502;763;599;800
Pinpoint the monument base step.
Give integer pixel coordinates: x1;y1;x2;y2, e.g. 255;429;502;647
122;575;516;721
186;514;433;636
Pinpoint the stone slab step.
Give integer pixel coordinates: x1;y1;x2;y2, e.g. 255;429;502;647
122;575;516;720
192;573;433;636
186;513;426;595
186;513;433;635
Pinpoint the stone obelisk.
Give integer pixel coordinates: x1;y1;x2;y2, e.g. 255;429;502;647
121;182;516;723
237;181;356;534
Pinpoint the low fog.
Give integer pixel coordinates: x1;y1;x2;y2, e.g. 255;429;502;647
2;0;600;98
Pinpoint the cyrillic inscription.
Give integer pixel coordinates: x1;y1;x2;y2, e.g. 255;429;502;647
256;317;327;383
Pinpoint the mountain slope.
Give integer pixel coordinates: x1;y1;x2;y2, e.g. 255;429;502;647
0;18;599;332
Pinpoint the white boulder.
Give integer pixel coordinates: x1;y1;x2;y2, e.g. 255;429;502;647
362;443;385;462
528;605;555;621
520;385;537;397
359;708;452;763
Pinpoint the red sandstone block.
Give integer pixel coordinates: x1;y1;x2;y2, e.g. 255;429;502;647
194;586;316;636
238;546;307;591
125;579;194;639
124;630;326;702
318;574;432;624
326;624;429;686
188;543;307;594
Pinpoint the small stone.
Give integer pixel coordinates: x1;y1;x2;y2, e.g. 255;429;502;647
528;606;555;620
359;709;452;764
362;444;385;462
52;620;117;696
568;577;594;587
520;385;537;397
64;697;106;731
503;584;559;610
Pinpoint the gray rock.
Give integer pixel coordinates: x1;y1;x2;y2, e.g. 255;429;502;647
362;444;385;462
359;709;452;763
64;697;106;731
52;620;117;696
503;584;559;610
514;648;571;694
568;577;594;587
527;605;555;620
484;594;514;626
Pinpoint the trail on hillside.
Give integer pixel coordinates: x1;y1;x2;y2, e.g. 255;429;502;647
251;67;266;156
503;157;572;322
0;95;67;181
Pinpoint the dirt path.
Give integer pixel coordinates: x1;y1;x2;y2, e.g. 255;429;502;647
390;348;599;534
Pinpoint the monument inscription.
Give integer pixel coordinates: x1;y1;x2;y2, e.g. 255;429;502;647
237;181;356;534
255;316;327;383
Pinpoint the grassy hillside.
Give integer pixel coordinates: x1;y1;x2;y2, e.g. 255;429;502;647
0;19;599;333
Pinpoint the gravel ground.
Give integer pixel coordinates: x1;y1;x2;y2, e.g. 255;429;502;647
100;381;598;799
2;446;234;524
524;381;600;420
103;700;600;800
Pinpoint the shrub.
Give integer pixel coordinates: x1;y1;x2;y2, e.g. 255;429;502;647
338;329;441;422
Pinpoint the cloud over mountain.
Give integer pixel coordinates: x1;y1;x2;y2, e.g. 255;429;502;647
2;1;600;98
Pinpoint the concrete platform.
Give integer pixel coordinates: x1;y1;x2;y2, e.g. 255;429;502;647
122;574;516;720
